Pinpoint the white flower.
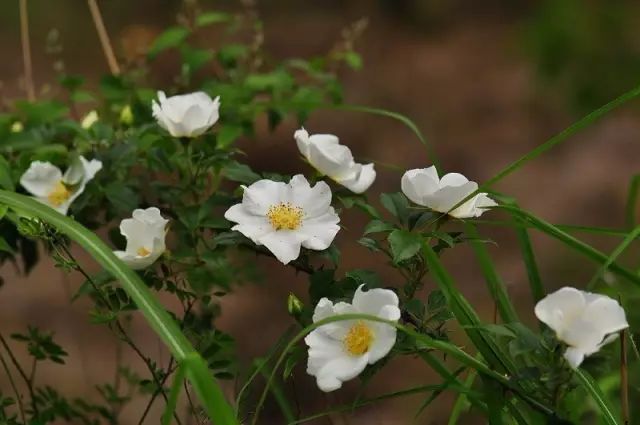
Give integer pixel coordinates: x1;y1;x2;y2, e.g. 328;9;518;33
152;91;220;138
535;286;628;368
81;110;99;129
113;207;168;270
19;156;102;215
224;174;340;265
305;285;400;392
294;128;376;194
401;166;496;218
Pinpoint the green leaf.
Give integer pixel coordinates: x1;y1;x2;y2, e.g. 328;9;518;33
196;11;232;27
104;182;140;214
388;229;422;263
380;192;410;224
0;236;13;254
363;219;394;235
148;26;191;59
217;125;244;149
222;161;261;185
0;155;14;191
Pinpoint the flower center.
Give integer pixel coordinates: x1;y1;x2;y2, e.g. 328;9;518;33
137;247;151;257
47;181;72;207
266;202;303;230
344;321;374;356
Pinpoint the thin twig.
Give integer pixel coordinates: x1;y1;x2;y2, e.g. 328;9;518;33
0;333;38;415
19;0;35;100
0;348;26;424
621;328;629;424
87;0;120;75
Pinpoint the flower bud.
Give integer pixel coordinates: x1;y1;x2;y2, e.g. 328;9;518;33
287;292;304;318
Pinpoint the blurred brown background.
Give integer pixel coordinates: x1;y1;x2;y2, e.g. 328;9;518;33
2;0;640;423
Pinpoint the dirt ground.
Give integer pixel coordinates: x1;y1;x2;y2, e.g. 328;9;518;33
2;1;640;424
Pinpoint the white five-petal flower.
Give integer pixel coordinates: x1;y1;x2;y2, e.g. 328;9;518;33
19;156;102;215
305;285;400;392
294;128;376;194
224;174;340;265
401;166;496;218
535;286;628;368
152;91;220;138
113;207;169;270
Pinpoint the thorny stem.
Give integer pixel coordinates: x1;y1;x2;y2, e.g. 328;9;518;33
0;333;38;415
19;0;35;101
0;347;26;424
87;0;121;75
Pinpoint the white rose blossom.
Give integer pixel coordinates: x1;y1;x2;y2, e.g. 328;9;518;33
305;285;400;392
535;286;628;368
113;207;169;270
19;156;102;215
401;166;496;218
294;128;376;194
224;174;340;265
152;91;220;138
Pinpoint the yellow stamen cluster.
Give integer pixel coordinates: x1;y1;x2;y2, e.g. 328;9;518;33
47;181;72;207
137;247;151;257
266;202;303;231
344;321;374;355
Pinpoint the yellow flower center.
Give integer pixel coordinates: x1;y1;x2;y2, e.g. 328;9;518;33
266;202;303;231
137;247;151;257
344;321;374;356
47;181;72;207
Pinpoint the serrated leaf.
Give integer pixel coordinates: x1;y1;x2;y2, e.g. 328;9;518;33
380;192;409;224
148;26;190;58
222;161;261;184
364;219;395;235
388;229;422;263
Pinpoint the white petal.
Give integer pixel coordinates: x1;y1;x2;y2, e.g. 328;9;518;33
20;162;63;197
241;179;287;215
79;156;103;181
581;296;628;336
534;287;586;335
439;172;470;187
352;285;400;317
563;347;585;369
401;167;440;205
425;181;478;216
313;352;369;392
114;249;161;270
288;175;333;217
307;137;353;180
255;231;306;264
368;322;397;364
339;163;376;194
299;210;340;251
294;127;311;157
305;329;345;375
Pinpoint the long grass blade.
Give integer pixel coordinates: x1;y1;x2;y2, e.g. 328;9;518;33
501;206;640;286
466;223;518;322
587;225;640;289
625;174;640;229
574;369;621;425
